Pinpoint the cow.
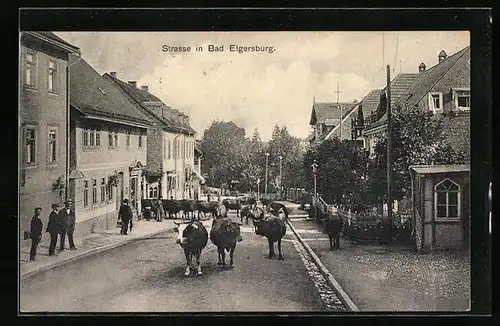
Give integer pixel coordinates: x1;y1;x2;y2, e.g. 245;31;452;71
268;202;289;220
180;199;197;220
323;212;344;250
173;220;209;276
239;196;257;209
259;196;272;209
222;198;241;217
210;218;243;267
241;205;264;225
214;202;228;218
163;199;182;219
251;213;287;260
196;200;217;219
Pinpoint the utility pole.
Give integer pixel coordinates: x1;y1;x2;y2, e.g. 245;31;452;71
334;82;342;140
386;65;393;243
265;153;270;194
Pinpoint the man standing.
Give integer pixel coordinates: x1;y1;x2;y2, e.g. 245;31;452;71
118;198;133;235
29;207;43;262
59;199;77;250
46;203;61;256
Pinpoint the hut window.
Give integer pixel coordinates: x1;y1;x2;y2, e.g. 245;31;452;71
434;178;460;221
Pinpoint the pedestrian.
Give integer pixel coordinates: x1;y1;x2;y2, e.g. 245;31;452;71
207;192;211;202
118;198;133;235
59;199;77;250
156;197;165;222
46;203;61;256
29;207;43;262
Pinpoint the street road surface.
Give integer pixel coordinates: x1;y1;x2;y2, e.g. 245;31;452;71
20;212;343;312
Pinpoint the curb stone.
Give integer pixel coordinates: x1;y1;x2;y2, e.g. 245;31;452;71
20;226;175;281
286;219;360;312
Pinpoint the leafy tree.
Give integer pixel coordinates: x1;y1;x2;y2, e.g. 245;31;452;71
369;105;468;202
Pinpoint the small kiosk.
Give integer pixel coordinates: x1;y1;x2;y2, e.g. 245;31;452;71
409;165;470;254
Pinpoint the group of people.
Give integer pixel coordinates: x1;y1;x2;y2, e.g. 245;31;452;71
28;199;76;262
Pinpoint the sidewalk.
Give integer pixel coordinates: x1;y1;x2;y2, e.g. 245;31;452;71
289;216;470;311
20;219;178;280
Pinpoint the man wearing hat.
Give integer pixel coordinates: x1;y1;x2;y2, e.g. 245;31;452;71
29;207;43;261
46;203;61;256
118;198;133;235
59;199;77;250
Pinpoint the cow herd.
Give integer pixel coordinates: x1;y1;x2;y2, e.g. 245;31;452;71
172;196;289;277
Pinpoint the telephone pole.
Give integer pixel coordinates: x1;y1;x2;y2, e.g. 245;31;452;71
386;65;393;243
334;82;342;140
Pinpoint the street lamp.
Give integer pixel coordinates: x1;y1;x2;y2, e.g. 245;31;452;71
265;153;270;194
257;178;261;199
311;160;318;218
278;156;283;200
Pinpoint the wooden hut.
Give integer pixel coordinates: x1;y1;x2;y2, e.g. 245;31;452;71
409;165;470;253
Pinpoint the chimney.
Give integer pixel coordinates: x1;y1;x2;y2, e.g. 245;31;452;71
438;50;447;63
418;62;426;73
128;81;137;88
110;72;117;78
141;85;149;92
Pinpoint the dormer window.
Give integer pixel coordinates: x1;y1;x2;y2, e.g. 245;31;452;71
452;88;470;111
428;92;443;114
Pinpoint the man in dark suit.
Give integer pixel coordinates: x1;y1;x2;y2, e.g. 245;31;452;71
118;198;133;235
46;203;61;256
29;207;43;262
59;199;77;250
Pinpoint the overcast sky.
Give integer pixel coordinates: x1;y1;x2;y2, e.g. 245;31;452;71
55;31;469;141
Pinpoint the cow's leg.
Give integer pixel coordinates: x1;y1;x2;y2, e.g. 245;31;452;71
184;251;191;276
277;239;284;260
267;239;275;259
329;234;334;251
217;247;223;265
335;233;340;249
236;209;239;217
196;250;203;275
229;245;235;266
221;247;226;266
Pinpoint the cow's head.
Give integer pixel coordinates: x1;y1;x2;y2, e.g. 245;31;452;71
173;221;199;247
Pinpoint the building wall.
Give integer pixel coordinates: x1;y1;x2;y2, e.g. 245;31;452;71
70;119;147;236
19;41;69;246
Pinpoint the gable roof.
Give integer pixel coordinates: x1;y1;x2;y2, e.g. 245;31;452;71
359;89;383;118
310;102;358;125
22;32;81;54
104;74;196;135
399;46;470;110
363;46;470;135
323;102;361;141
70;58;152;127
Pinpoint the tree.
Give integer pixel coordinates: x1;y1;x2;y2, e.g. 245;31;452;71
369;105;468;202
200;120;248;188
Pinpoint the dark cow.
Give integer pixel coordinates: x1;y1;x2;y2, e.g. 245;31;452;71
174;220;209;276
196;200;217;219
259;196;272;209
222;198;242;217
323;211;344;250
163;199;182;219
241;205;264;225
251;213;287;260
268;202;289;220
210;218;243;267
180;199;197;220
239;196;257;208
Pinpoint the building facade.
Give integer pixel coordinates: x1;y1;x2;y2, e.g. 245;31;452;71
104;73;201;200
308;99;358;144
68;58;152;238
19;32;80;246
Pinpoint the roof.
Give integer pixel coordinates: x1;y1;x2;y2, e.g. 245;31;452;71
323;102;361;141
309;102;358;125
22;32;80;54
362;73;420;134
104;74;196;135
398;46;470;110
409;164;469;174
70;58;152;127
359;89;383;118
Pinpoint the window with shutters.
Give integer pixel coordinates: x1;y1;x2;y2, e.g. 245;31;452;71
47;128;58;164
48;60;58;93
428;92;443;114
24;127;37;165
83;180;89;207
92;179;98;205
453;88;470;111
100;178;106;202
24;50;37;89
138;134;143;148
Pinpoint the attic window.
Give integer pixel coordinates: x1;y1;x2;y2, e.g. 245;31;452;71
97;86;106;95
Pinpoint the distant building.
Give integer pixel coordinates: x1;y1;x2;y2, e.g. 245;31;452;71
308;99;358;143
104;73;201;200
349;89;383;147
68;58;152;237
19;32;80;245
